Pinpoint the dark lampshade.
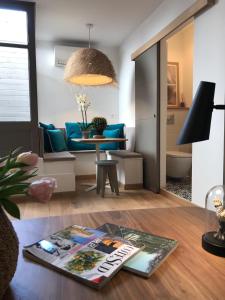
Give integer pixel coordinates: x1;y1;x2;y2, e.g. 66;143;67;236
177;81;216;145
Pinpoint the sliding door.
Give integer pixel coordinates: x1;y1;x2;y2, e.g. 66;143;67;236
135;43;160;192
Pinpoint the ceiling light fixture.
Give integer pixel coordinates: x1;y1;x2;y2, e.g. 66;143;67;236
64;24;117;86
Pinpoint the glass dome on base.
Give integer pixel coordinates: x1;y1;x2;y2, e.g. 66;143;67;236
202;185;225;257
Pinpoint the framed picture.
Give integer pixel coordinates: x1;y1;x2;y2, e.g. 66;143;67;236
167;62;180;107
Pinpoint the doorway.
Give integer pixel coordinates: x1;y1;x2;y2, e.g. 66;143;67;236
160;21;194;201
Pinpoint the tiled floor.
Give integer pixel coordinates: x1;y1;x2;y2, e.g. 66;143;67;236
166;177;192;201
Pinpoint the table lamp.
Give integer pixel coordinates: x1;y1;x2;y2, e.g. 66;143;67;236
177;81;225;257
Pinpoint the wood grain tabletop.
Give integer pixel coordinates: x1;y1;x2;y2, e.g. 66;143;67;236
4;207;225;300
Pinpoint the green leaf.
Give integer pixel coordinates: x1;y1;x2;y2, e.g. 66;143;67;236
11;147;23;157
0;183;29;198
0;170;26;186
0;155;8;164
1;198;20;219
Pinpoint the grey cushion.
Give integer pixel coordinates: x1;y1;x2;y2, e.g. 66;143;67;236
107;150;142;158
43;151;76;161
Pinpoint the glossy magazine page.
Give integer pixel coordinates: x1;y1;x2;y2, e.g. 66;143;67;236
97;223;178;277
23;225;141;288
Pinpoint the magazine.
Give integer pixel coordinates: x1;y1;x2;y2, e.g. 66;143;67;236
97;223;178;278
23;224;142;289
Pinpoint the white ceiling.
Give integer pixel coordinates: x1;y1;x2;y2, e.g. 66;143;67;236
33;0;163;46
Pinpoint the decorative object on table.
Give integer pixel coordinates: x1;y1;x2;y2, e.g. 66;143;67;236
202;185;225;257
23;224;141;289
92;117;107;138
64;24;117;86
75;94;92;139
167;62;179;108
0;149;56;298
98;223;178;278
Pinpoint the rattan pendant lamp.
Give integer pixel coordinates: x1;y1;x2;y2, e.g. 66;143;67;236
64;24;117;86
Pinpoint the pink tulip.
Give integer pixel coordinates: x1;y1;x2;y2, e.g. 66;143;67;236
28;177;57;202
16;152;39;166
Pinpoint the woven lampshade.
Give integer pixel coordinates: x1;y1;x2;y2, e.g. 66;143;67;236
64;48;117;86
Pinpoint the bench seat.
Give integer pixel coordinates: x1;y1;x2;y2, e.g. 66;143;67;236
106;150;143;190
38;151;76;193
43;151;76;161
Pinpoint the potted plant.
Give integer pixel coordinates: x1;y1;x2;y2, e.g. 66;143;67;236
0;148;56;298
92;117;107;138
76;94;92;139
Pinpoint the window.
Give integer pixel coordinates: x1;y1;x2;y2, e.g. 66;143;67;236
0;3;37;122
0;1;38;155
0;9;28;44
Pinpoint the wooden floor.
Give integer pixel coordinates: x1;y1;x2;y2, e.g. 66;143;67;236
15;180;193;220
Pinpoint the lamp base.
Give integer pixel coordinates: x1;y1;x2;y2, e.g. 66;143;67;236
202;232;225;257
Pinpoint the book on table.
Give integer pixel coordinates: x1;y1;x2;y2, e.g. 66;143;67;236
23;224;142;289
97;223;178;278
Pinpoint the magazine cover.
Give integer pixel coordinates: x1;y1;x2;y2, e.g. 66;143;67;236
23;225;141;289
97;223;178;278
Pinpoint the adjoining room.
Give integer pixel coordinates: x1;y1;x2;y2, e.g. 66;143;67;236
165;22;194;201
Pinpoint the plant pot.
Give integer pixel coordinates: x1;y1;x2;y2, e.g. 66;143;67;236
0;206;19;298
82;130;91;139
93;135;105;139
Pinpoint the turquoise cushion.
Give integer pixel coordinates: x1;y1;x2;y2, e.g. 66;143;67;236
105;123;125;149
100;129;120;150
39;122;55;152
65;122;95;151
47;129;67;152
65;122;81;138
106;123;125;138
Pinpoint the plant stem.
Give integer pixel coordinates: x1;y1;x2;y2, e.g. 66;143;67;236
81;109;85;128
85;109;87;128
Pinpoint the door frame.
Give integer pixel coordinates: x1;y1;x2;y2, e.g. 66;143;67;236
159;19;194;189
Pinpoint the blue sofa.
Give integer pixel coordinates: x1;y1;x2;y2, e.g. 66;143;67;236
39;122;126;154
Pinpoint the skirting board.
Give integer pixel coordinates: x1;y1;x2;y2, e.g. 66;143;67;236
160;188;190;202
121;183;143;190
76;174;96;180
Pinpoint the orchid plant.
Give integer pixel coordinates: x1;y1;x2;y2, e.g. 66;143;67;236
75;93;92;131
0;148;56;219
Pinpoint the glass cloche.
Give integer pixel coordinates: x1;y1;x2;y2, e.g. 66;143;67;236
202;185;225;257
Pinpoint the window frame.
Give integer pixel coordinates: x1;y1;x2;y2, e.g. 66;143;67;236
0;0;38;125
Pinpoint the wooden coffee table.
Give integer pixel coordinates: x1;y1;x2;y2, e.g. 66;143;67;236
4;207;225;300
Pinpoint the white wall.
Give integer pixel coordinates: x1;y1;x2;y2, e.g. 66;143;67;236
192;0;225;207
36;41;120;127
118;0;195;127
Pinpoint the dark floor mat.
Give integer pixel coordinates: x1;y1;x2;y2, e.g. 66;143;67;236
166;177;191;201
